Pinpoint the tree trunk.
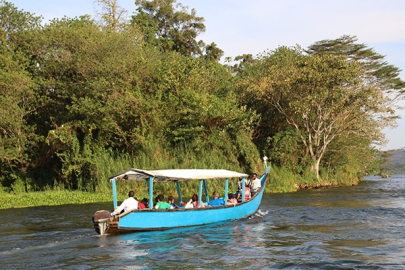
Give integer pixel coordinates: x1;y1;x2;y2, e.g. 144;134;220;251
315;158;321;180
310;155;321;180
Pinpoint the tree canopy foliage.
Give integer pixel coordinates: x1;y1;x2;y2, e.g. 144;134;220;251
95;0;128;31
306;35;405;94
0;0;403;193
240;44;401;180
131;0;206;56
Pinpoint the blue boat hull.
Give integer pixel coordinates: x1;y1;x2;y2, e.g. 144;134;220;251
121;190;263;231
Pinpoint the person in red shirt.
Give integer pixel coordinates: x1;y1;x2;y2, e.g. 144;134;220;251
227;193;238;206
137;199;145;209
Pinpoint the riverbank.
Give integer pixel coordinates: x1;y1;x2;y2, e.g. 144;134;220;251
0;190;115;210
0;179;360;210
295;179;359;189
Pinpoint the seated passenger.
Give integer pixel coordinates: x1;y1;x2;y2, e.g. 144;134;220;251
168;195;180;209
208;191;225;207
227;193;238;206
245;177;252;190
250;173;261;196
244;186;251;201
137;198;145;209
141;198;149;209
236;177;251;202
154;194;173;209
185;194;205;208
237;177;242;195
110;190;138;216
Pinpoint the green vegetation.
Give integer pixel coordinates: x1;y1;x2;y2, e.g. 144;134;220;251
1;0;404;209
381;149;405;175
0;190;112;209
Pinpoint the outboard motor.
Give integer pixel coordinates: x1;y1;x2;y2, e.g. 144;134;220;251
92;210;111;236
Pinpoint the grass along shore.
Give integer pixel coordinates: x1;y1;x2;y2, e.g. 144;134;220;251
0;190;119;210
0;167;361;210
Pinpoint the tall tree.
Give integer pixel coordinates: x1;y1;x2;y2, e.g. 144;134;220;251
244;46;396;179
0;1;42;188
94;0;128;31
203;42;223;62
0;0;42;36
377;150;394;177
306;35;405;95
131;0;206;56
234;53;254;72
26;16;148;188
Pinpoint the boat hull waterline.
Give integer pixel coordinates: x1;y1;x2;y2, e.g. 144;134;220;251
93;168;269;235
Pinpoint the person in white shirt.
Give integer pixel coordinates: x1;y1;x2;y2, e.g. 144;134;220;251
110;190;138;216
263;154;268;168
251;173;261;194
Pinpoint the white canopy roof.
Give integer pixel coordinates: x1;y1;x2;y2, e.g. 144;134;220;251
108;169;248;182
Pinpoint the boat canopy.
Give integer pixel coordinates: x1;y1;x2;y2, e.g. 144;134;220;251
108;169;248;182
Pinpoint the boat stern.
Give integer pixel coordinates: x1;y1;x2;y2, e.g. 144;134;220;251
92;210;111;236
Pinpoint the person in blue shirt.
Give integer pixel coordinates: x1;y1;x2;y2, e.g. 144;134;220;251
168;195;180;208
208;191;225;207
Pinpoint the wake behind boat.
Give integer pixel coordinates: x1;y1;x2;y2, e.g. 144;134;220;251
92;167;270;235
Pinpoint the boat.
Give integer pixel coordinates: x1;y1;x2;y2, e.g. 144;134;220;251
92;167;270;235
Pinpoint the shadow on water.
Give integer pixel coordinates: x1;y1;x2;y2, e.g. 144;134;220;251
1;175;405;269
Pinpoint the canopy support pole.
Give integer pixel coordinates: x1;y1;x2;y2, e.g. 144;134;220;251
198;179;203;207
203;179;209;202
241;177;246;202
225;178;229;203
176;180;182;205
112;178;117;209
148;176;154;209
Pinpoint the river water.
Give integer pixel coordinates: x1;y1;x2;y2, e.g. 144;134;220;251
1;175;405;269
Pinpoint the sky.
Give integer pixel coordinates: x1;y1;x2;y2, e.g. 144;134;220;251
8;0;405;150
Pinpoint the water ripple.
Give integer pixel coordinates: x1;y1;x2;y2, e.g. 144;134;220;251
1;178;405;269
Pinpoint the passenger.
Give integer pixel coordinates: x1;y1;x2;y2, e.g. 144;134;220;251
236;176;251;202
154;194;173;209
185;194;205;208
227;193;238;206
237;177;243;201
141;198;149;209
251;173;261;196
110;190;138;216
245;176;252;190
137;197;145;209
244;186;251;201
208;191;225;207
168;195;180;209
